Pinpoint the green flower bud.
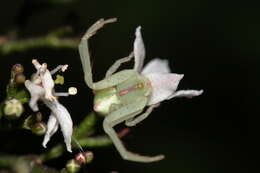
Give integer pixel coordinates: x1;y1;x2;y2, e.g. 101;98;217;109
35;112;42;122
12;64;24;74
15;74;26;84
4;99;24;119
66;159;81;173
31;122;46;136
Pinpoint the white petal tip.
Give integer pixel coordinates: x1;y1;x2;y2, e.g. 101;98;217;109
67;147;72;153
42;143;47;148
178;74;184;79
197;90;204;95
135;26;142;36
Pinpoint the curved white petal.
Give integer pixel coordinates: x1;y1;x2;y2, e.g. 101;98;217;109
24;80;45;112
42;114;59;148
40;69;56;101
134;26;145;72
144;73;184;105
141;58;170;75
167;90;204;100
43;100;73;152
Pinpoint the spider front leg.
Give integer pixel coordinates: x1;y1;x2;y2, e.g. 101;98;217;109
105;52;134;78
79;18;117;89
103;97;165;163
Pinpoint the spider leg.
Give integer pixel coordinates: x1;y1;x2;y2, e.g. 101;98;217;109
105;52;134;78
125;103;160;127
79;18;117;89
103;97;164;163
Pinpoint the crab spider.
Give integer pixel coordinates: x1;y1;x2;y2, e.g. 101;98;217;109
79;18;203;163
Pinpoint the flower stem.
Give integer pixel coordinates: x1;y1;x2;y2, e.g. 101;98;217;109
73;112;98;138
0;27;78;55
40;136;112;161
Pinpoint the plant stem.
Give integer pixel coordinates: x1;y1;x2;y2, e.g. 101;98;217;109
0;27;78;55
73;112;98;138
40;136;112;161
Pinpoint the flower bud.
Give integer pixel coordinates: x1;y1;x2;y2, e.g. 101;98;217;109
35;112;42;122
4;99;24;119
75;152;94;165
12;64;24;74
84;152;94;163
15;74;26;84
31;122;46;136
66;159;81;173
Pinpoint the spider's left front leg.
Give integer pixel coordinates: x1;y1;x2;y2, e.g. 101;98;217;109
105;52;134;78
103;97;164;163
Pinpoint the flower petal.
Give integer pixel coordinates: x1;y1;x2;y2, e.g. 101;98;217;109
42;114;59;148
144;73;184;105
141;58;170;75
40;68;56;101
43;100;73;152
134;26;145;72
167;90;204;100
24;80;45;112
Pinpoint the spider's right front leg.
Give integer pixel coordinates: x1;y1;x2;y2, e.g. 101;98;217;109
78;18;117;89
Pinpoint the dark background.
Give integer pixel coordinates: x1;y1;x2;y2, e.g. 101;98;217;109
0;0;251;173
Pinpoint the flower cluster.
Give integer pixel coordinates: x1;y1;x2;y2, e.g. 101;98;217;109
25;59;75;152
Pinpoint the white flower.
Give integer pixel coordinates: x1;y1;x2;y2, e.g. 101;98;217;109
133;27;203;105
25;60;73;152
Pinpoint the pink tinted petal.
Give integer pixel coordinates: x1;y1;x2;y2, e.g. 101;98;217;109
42;114;59;148
144;73;184;105
141;58;170;75
134;26;145;72
167;90;204;100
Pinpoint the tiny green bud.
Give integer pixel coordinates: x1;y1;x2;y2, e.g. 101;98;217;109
66;159;81;173
4;99;23;119
12;64;24;74
35;112;42;122
31;122;46;136
15;74;26;84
